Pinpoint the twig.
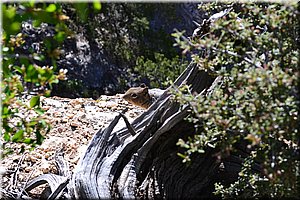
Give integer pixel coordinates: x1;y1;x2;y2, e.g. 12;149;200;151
47;175;71;200
17;161;40;199
211;47;262;68
101;108;128;143
55;146;71;177
12;152;28;189
120;113;137;136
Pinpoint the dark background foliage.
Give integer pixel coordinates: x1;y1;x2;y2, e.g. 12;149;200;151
49;3;205;98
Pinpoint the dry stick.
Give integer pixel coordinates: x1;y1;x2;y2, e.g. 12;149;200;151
54;146;71;177
12;152;28;189
47;175;71;200
17;161;40;199
120;113;137;136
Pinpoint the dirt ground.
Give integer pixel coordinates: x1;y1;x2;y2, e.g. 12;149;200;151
0;94;144;197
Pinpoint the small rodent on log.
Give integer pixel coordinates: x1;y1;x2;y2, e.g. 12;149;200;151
122;84;165;109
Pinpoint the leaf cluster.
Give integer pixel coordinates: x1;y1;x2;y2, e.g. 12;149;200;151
1;2;86;154
133;53;188;88
86;3;187;89
173;2;299;198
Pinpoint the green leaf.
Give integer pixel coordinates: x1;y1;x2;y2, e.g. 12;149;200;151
54;32;66;43
33;54;45;61
3;47;9;52
28;120;38;126
12;130;24;142
25;64;39;82
4;6;16;19
177;152;187;159
51;79;59;84
30;96;40;108
28;0;35;7
40;119;47;127
93;1;102;10
35;130;45;145
197;149;205;153
46;4;57;12
2;106;10;116
10;22;21;33
23;138;33;144
35;108;45;115
33;19;42;27
3;132;10;141
44;90;51;97
13;66;23;74
16;82;24;92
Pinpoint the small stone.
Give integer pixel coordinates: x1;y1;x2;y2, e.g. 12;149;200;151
40;161;52;173
0;167;7;175
57;127;63;133
35;153;42;159
106;101;117;108
70;122;79;127
44;153;51;159
62;117;68;123
24;167;32;172
53;111;62;118
30;156;38;163
67;113;75;119
74;104;81;109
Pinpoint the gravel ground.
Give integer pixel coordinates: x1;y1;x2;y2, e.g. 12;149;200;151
0;94;143;197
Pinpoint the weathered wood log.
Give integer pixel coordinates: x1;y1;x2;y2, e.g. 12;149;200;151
1;8;263;199
68;62;219;199
10;62;250;199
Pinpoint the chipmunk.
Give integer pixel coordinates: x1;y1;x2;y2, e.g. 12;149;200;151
122;84;165;109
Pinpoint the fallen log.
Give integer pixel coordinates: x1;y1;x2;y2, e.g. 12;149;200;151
6;62;250;199
68;62;221;199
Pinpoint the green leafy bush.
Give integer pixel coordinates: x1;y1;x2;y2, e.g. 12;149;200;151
2;2;102;154
173;2;299;198
89;3;188;90
2;4;63;154
1;2;100;154
133;53;188;88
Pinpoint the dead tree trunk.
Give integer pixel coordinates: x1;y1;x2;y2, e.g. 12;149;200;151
69;62;216;199
9;62;250;199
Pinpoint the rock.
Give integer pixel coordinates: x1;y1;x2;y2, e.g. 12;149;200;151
1;95;142;195
70;122;80;127
62;117;69;123
40;160;54;174
25;166;32;173
30;156;38;163
42;98;64;108
0;167;7;175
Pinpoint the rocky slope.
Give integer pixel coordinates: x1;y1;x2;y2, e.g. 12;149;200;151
1;94;144;196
